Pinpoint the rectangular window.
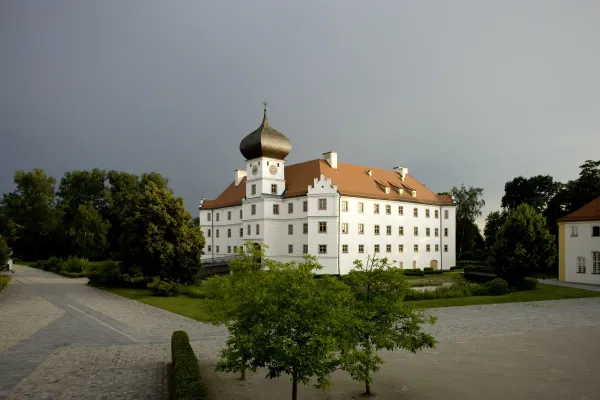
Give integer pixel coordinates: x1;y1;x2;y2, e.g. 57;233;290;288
386;244;391;253
319;244;327;254
247;225;251;235
303;223;308;234
288;224;293;235
358;202;364;213
374;204;380;214
386;225;392;235
444;244;448;252
435;210;439;219
435;244;439;252
303;244;308;254
216;229;219;238
319;221;327;233
358;244;364;253
426;209;430;218
398;244;404;253
414;227;418;236
240;209;243;219
273;204;279;215
207;229;211;238
426;228;430;237
228;246;231;254
271;184;277;194
342;244;348;253
444;210;449;219
398;206;404;216
207;245;212;252
227;228;231;238
374;225;380;235
571;226;578;237
227;211;231;220
413;261;417;268
342;223;348;234
303;201;308;212
216;245;220;253
386;205;391;215
426;244;431;252
216;213;220;221
207;213;211;221
240;228;243;237
593;252;600;274
444;228;448;237
288;244;293;254
399;226;404;236
358;223;364;234
374;244;380;253
342;201;348;212
288;203;294;214
577;256;586;273
251;204;256;215
593;226;600;237
256;224;260;235
318;198;327;210
413;208;418;217
435;228;439;237
414;244;419;252
252;184;256;195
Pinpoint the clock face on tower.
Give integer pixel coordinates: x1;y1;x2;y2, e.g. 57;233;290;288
269;165;278;175
252;165;259;175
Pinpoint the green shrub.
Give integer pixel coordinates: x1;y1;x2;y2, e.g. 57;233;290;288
402;269;424;276
171;331;207;400
449;266;463;271
0;235;9;266
147;277;177;296
423;267;433;273
60;256;92;274
463;265;493;273
424;270;443;275
177;285;209;299
38;256;64;272
486;278;510;295
517;277;538;291
87;261;122;287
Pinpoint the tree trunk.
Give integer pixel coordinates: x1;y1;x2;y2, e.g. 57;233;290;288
292;378;298;400
365;380;371;396
240;367;245;381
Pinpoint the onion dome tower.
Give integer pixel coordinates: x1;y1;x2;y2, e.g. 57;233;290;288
239;103;291;160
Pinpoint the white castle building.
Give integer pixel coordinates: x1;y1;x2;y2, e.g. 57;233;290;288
199;107;456;274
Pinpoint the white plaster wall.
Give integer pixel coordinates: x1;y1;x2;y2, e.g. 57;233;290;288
565;220;600;284
200;206;243;259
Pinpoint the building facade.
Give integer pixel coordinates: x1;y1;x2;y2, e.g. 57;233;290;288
558;196;600;284
199;108;456;275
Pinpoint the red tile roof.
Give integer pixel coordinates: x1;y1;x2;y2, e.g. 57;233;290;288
558;196;600;222
202;159;453;209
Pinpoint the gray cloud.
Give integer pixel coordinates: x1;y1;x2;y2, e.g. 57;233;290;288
2;0;599;227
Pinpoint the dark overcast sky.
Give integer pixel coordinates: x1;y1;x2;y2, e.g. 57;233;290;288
1;1;599;226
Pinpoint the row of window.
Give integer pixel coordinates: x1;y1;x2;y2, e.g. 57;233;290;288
205;200;452;221
576;252;600;274
206;243;450;255
571;226;600;237
206;223;450;238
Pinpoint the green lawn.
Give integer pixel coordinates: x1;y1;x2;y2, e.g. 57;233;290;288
100;287;220;323
0;275;11;291
406;283;600;309
404;270;463;281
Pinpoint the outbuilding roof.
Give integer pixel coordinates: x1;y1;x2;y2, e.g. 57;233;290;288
558;195;600;222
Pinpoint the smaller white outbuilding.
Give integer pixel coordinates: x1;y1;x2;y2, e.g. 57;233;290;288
558;196;600;284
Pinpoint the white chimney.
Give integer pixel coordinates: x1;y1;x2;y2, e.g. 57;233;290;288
323;151;338;169
393;167;408;182
234;169;247;186
367;170;372;177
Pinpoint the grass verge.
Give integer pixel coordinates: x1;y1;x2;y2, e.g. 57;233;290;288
406;283;600;309
404;270;463;281
0;275;11;292
100;287;219;323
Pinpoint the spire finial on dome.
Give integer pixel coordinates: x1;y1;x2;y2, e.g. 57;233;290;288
262;100;268;124
239;104;291;160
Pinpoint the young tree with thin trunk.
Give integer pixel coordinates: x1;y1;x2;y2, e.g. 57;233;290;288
341;256;437;396
451;184;485;260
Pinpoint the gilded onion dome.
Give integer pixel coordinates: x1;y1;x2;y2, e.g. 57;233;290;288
239;105;291;160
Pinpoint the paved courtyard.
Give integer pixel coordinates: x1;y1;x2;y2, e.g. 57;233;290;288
1;265;600;399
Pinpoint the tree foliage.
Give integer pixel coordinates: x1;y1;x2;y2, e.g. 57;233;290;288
484;210;506;252
451;184;485;260
490;204;556;285
341;256;437;396
66;202;110;258
119;181;204;282
501;175;562;212
0;235;9;266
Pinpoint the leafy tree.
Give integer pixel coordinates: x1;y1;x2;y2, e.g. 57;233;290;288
490;204;556;285
501;175;562;212
193;216;199;226
67;202;110;259
106;171;140;255
451;184;485;260
57;169;108;215
484;211;506;253
216;256;352;400
0;169;59;259
0;235;9;266
119;181;204;282
341;256;436;396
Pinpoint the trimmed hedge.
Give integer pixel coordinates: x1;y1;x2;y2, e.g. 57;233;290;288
171;331;207;400
424;270;443;275
401;269;424;276
449;266;463;271
463;266;494;273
